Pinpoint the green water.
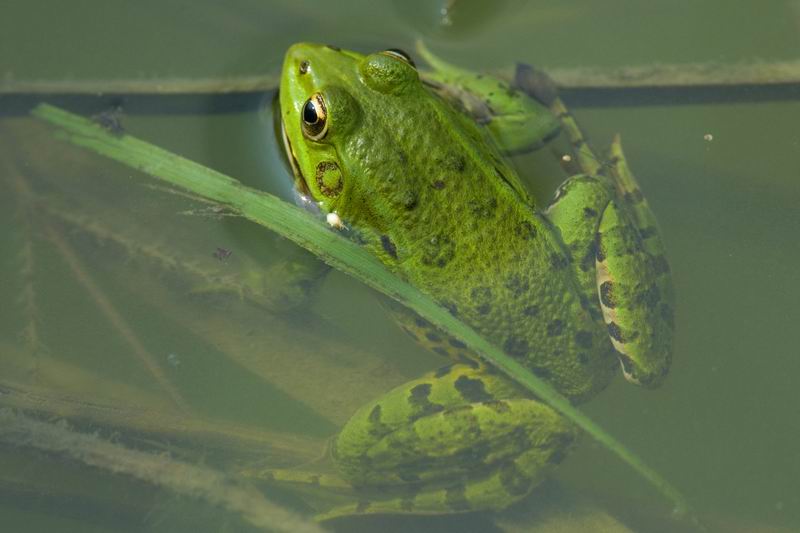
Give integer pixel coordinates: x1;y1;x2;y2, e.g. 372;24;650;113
1;1;799;532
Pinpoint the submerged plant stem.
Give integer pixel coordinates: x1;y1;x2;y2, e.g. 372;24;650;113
32;103;698;525
40;212;193;415
0;409;326;533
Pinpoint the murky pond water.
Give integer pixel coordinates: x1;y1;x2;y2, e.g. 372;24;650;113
1;1;799;532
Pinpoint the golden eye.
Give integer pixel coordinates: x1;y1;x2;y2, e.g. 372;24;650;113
380;48;416;68
301;93;328;140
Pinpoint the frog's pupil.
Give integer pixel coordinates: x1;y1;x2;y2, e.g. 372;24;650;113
303;100;318;124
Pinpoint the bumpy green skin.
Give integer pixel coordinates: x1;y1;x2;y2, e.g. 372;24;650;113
278;43;674;517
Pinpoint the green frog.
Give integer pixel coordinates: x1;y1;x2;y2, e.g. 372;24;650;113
270;42;674;519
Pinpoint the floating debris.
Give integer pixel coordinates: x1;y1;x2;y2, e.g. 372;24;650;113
166;353;181;368
213;247;232;261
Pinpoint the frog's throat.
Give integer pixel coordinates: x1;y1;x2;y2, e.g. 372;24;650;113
280;116;311;197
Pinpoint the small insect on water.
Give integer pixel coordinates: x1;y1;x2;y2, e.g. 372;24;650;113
91;106;125;136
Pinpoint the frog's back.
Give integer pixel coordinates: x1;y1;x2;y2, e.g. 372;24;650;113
337;71;617;401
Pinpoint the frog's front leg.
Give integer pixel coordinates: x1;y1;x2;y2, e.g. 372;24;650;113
327;364;576;518
416;41;560;154
544;100;674;387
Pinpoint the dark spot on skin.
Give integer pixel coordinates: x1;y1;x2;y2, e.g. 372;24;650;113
599;281;616;308
583;207;598;218
380;235;398;259
355;500;371;513
547;319;564;337
607;321;625;343
400;190;417;210
639;284;660;310
422;233;455;268
572;138;586;149
445;485;471;511
574;330;593;349
415;317;429;328
471;286;493;314
580;242;597;272
449;338;467;349
442;154;467;173
425;331;442;343
368;405;382;425
467;197;497;218
549;253;569;270
442;300;459;316
434;365;453;378
503;335;529;358
499;464;532;497
454;375;493;403
408;383;444;419
514;220;537;240
299;60;310;74
595;233;607;262
433;347;450;358
532;365;553;379
458;357;480;369
432;180;446;190
577;352;590;365
505;275;529;297
523;305;539;317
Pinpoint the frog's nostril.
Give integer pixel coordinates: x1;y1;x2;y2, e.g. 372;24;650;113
299;60;309;75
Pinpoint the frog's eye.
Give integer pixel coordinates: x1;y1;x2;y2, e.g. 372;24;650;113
380;48;416;69
301;93;328;141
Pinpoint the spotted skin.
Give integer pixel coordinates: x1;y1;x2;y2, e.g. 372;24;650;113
273;43;674;519
329;364;575;516
546;98;675;386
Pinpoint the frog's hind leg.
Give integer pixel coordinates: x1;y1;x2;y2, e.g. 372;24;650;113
326;364;576;519
546;99;675;387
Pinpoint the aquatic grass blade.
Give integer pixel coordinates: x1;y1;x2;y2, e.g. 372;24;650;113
31;102;696;524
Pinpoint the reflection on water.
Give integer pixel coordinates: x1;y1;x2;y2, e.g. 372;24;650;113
1;1;799;532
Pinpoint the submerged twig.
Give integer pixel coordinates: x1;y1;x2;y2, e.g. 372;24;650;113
7;173;46;364
0;409;326;533
3;60;800;93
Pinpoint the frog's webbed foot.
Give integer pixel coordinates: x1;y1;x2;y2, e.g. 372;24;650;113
546;100;675;387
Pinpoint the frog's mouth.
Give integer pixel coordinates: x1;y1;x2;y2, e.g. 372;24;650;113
279;114;312;198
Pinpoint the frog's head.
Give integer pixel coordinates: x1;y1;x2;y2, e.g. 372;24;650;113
279;43;421;217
